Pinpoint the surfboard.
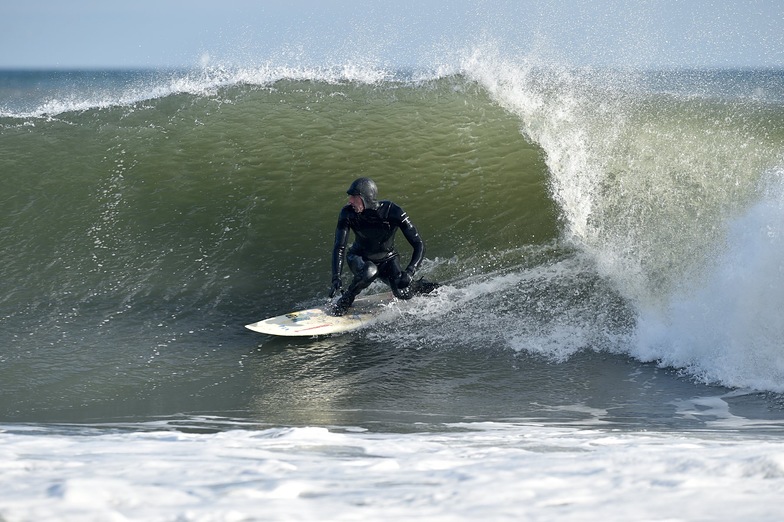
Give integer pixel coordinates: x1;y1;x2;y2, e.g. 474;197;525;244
245;292;395;337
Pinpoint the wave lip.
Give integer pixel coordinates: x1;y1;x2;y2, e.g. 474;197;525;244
0;63;450;119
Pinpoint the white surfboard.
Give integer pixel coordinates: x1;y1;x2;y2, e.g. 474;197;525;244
245;292;395;337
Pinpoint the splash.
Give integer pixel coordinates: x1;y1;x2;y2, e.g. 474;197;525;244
461;44;784;390
634;166;784;391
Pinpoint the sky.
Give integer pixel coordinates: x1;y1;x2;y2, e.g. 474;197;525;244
2;0;783;70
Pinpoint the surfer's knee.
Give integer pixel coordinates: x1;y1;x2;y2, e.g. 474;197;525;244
361;261;378;282
351;260;378;289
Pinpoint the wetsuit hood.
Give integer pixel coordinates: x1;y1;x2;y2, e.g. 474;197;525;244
346;177;380;211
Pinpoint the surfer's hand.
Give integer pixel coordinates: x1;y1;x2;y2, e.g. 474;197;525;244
329;277;342;298
397;269;414;289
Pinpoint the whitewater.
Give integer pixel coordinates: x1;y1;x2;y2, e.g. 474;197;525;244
2;418;784;521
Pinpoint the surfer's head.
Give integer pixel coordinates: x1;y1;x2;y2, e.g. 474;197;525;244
346;177;380;212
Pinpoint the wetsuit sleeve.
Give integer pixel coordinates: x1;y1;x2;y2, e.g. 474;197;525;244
332;207;351;279
394;205;425;274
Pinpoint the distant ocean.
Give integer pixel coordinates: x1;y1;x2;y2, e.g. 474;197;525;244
2;53;784;520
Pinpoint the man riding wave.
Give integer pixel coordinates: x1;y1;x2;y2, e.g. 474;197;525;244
330;177;438;316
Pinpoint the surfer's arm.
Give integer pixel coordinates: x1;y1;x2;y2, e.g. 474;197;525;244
331;208;351;295
395;206;425;275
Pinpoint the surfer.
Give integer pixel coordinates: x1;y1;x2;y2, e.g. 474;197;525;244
329;177;438;316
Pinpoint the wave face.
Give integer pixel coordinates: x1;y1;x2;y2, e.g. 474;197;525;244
2;58;784;422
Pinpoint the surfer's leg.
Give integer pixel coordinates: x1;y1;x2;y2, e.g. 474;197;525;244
384;257;415;300
332;255;378;316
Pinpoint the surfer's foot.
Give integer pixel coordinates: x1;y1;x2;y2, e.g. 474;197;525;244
413;278;440;295
330;294;355;317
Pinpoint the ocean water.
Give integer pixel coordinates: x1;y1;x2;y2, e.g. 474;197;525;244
2;54;784;520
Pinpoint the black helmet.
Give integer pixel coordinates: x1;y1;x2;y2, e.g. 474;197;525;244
346;177;380;210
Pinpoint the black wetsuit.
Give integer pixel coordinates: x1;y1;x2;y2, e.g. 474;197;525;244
332;200;425;305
